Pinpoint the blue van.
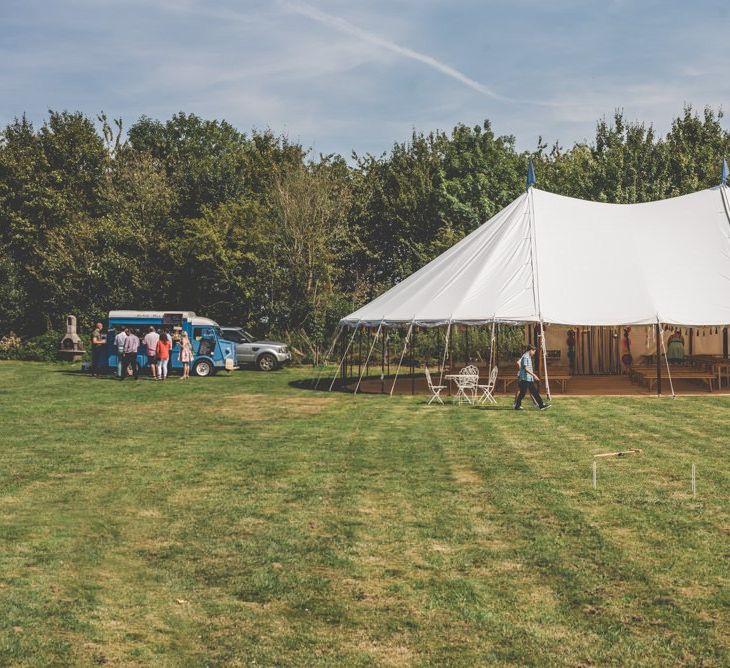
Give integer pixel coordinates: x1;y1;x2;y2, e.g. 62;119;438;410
106;310;238;377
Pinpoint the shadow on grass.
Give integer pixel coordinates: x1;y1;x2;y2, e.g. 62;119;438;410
289;373;426;395
51;369;165;382
289;375;517;410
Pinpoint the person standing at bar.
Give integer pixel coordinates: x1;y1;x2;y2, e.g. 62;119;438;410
514;344;550;410
89;322;106;377
121;328;141;381
114;326;129;379
178;331;193;381
143;326;160;379
155;331;172;381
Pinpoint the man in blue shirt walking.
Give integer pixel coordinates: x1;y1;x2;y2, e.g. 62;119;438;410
514;344;550;410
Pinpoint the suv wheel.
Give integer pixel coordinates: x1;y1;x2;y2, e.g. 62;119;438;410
257;353;278;372
193;359;215;377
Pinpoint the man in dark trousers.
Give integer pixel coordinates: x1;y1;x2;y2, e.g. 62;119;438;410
121;328;140;380
89;322;106;377
514;344;550;410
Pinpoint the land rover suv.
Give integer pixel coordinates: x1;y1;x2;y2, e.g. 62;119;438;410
220;327;291;371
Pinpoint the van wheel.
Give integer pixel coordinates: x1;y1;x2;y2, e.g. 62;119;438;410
257;353;278;372
193;359;214;377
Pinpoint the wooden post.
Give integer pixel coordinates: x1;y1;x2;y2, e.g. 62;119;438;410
723;327;728;359
587;327;594;375
655;323;662;396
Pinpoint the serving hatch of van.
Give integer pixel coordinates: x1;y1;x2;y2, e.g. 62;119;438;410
106;311;238;377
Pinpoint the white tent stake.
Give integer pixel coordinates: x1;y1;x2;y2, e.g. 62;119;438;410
592;460;597;490
691;463;696;497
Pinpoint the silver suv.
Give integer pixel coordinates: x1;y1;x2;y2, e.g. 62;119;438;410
220;327;291;371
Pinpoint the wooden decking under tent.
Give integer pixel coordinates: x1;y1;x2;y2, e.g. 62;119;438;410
347;366;730;397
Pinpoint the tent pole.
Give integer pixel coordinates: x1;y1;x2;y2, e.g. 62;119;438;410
540;320;552;401
489;319;496;372
495;324;499;370
329;322;361;392
385;332;390;376
314;324;342;390
658;320;675;398
438;319;453;386
355;321;383;395
358;327;363;383
411;327;417;395
390;321;414;396
381;327;386;394
448;323;454;371
655;323;662;396
341;330;346;385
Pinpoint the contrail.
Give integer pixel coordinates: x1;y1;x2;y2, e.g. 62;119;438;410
280;0;512;103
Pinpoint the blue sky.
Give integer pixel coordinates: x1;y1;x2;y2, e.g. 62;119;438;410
2;0;729;157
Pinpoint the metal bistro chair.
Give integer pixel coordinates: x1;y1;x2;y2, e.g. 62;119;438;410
454;365;479;405
477;366;499;405
424;365;447;405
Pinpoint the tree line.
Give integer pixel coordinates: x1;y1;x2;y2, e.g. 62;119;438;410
1;106;729;361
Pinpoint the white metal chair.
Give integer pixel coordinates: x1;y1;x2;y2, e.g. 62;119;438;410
424;365;447;405
477;366;498;405
454;366;478;404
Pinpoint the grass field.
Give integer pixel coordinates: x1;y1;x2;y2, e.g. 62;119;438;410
0;362;728;666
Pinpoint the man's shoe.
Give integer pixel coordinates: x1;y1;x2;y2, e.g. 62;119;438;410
539;404;551;411
514;406;524;410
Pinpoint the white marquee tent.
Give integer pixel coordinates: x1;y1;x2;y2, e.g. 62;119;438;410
341;185;730;328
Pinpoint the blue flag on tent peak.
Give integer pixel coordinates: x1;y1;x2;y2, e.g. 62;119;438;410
722;158;729;185
526;159;536;190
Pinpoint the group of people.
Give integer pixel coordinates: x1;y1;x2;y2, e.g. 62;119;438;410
89;323;194;380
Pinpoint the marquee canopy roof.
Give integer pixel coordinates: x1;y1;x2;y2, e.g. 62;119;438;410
341;186;730;327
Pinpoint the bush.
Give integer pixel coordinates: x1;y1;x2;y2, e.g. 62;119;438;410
0;330;66;362
0;333;23;359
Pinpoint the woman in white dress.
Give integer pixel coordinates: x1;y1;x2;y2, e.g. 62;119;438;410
179;331;193;380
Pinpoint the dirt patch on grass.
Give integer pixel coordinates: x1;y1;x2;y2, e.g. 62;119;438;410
357;638;415;666
213;394;335;420
450;464;483;486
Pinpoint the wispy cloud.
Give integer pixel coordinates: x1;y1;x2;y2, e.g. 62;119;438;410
279;0;512;102
2;0;729;158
